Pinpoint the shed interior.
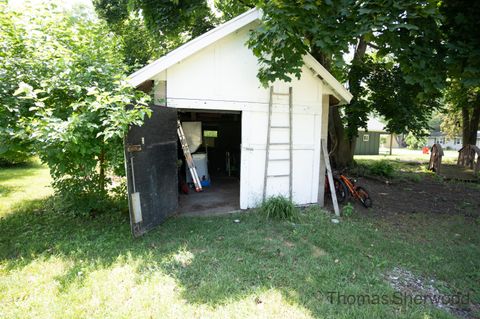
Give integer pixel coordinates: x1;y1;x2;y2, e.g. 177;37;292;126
177;110;241;215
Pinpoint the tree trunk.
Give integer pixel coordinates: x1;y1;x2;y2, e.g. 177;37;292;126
467;101;480;145
311;36;367;168
328;105;356;167
462;95;480;146
328;36;367;168
462;106;470;146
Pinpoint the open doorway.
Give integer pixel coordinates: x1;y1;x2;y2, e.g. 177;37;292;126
177;110;241;215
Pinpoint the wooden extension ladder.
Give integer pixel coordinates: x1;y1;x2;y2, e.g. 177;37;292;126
177;119;203;192
262;86;293;201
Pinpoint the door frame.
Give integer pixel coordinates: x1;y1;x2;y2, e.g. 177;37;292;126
176;108;243;212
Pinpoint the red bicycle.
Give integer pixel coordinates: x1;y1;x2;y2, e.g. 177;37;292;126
325;173;372;208
325;175;348;203
338;174;372;208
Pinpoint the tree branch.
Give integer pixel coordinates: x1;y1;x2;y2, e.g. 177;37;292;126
353;36;367;62
366;41;381;50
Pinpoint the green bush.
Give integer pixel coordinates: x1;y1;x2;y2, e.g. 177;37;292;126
0;155;30;167
2;3;150;215
366;160;395;178
0;143;32;167
51;176;128;217
405;132;427;150
260;196;299;221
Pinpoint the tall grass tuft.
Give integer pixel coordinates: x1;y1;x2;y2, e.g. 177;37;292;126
367;160;395;178
260;196;299;221
354;160;395;178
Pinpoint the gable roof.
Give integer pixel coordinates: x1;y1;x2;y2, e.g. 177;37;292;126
128;8;353;104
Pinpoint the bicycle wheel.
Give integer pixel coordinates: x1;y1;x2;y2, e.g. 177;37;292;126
355;186;372;208
333;177;348;203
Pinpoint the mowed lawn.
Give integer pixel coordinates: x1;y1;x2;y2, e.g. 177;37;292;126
0;161;52;217
1;163;479;318
361;148;459;164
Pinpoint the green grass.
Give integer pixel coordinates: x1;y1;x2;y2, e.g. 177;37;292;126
353;158;435;182
1;164;479;318
358;148;459;164
353;149;446;182
354;148;478;183
0;160;52;218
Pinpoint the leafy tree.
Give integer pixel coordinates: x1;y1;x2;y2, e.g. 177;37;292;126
213;0;255;20
92;0;257;70
427;109;462;140
404;132;427;150
428;111;443;132
3;1;150;215
441;0;480;146
365;59;440;137
439;110;462;139
92;1;164;71
93;0;218;71
247;0;445;167
0;1;37;165
111;13;164;72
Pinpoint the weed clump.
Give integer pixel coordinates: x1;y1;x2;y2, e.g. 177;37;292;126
260;196;298;221
342;202;355;217
365;160;395;178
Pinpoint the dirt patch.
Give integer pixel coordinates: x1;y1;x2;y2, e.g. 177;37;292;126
283;240;295;248
311;245;326;257
385;267;477;318
328;174;480;218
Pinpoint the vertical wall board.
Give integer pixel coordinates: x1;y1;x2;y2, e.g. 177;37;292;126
292;150;315;204
317;95;330;206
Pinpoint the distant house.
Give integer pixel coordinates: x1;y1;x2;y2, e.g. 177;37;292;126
427;131;480;150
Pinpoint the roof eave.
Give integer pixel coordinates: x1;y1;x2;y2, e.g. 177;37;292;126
303;54;353;105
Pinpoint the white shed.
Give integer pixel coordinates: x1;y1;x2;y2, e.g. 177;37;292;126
125;8;352;236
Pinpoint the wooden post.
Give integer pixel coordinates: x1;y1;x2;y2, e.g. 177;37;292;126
389;133;393;156
428;143;443;174
288;87;293;201
318;95;330;206
321;138;340;217
458;145;480;175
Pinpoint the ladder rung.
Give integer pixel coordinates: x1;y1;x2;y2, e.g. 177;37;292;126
272;92;290;96
267;174;290;177
270;143;290;145
271;126;290;129
269;158;289;161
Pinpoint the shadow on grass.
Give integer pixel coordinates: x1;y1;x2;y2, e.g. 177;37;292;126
0;198;475;318
0;184;19;197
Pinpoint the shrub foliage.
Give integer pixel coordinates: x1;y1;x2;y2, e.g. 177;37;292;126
1;2;150;215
